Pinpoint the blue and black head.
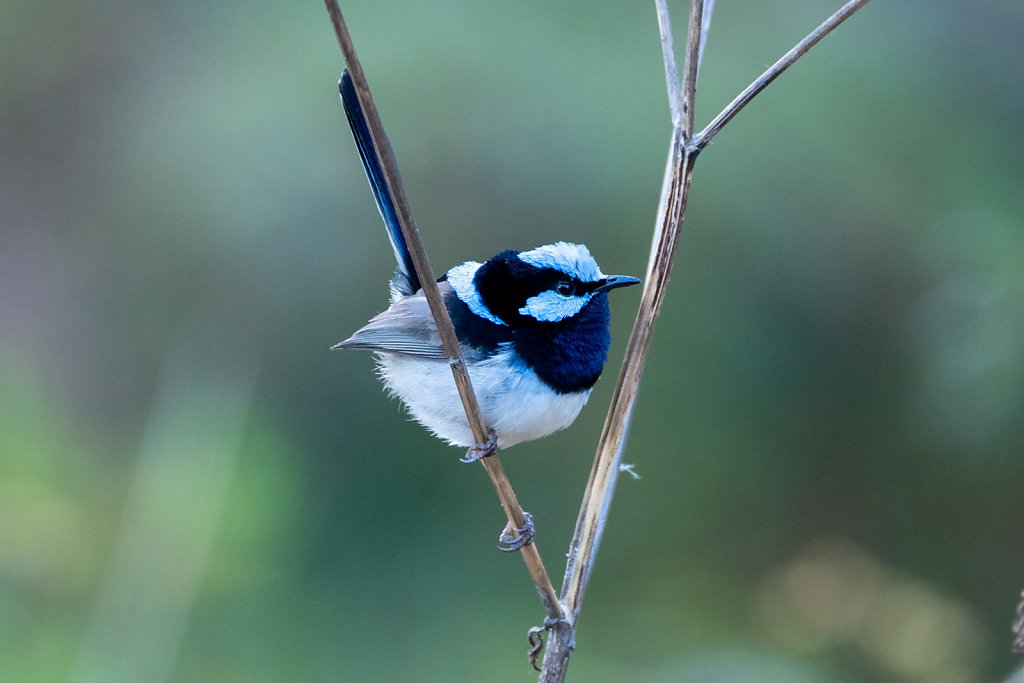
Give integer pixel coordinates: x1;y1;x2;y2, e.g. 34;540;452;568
446;242;640;393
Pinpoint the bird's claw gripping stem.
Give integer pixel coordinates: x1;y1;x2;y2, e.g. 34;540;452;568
460;428;497;463
498;511;535;552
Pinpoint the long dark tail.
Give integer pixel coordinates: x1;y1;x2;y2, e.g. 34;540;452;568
338;69;419;297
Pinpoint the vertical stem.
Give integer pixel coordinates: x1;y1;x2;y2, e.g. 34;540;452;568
323;0;562;621
539;126;697;683
656;0;682;127
541;0;871;676
696;0;716;78
681;0;704;139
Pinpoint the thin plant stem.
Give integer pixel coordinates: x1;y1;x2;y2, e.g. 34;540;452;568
695;0;872;150
539;0;708;674
538;0;871;679
656;0;682;127
322;0;563;622
697;0;715;78
681;0;705;138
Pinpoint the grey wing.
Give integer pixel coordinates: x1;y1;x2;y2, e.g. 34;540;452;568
332;283;470;360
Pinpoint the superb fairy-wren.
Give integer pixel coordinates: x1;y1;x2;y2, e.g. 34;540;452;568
332;71;640;462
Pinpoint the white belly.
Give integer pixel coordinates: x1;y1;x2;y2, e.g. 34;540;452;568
378;347;591;448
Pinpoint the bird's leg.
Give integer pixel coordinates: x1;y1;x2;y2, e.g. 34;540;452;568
498;511;534;552
460;428;497;463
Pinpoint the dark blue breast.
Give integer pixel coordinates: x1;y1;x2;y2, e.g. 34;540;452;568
445;283;612;394
512;293;612;394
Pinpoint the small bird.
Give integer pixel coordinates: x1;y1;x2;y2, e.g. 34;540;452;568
332;70;640;461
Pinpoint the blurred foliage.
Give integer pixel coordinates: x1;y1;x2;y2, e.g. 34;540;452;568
2;0;1024;681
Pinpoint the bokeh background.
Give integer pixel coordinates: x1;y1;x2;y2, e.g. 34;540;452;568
2;0;1023;681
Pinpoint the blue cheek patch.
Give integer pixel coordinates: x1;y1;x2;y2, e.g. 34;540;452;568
519;291;592;322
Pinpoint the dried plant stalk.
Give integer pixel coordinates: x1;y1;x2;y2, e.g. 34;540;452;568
322;0;563;621
538;0;872;679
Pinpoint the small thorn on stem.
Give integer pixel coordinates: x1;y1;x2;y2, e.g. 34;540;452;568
498;511;534;553
619;463;642;479
460;428;497;463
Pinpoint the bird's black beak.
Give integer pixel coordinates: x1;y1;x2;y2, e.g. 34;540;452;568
594;275;642;293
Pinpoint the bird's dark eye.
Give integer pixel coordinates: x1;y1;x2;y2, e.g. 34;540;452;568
555;281;576;296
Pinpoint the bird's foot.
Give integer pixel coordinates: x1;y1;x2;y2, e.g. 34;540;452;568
527;624;546;671
498;511;535;552
527;616;570;671
460;428;497;463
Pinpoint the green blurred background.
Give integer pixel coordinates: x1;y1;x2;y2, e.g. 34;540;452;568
3;0;1023;680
